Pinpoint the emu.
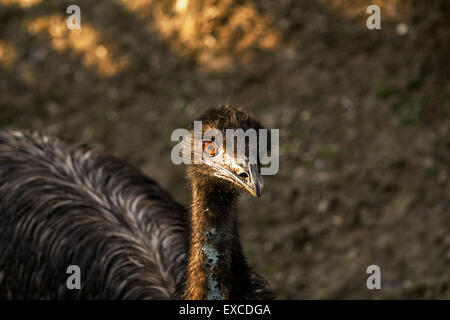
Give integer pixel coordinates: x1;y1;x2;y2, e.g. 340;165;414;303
0;105;273;299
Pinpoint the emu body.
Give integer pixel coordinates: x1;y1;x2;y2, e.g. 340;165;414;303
0;106;272;299
0;130;187;299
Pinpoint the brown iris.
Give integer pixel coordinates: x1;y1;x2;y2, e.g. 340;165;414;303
203;141;217;156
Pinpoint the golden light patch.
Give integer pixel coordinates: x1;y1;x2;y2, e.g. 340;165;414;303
25;15;129;77
317;0;407;20
0;40;17;68
118;0;281;71
0;0;42;8
117;0;152;12
175;0;189;13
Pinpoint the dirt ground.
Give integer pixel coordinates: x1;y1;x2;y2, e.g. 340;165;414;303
0;0;449;299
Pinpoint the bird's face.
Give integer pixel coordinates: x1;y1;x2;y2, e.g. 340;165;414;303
187;105;268;198
197;138;264;198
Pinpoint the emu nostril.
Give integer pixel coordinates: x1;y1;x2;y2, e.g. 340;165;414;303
238;172;249;179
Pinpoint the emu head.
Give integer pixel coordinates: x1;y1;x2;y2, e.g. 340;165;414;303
187;105;268;198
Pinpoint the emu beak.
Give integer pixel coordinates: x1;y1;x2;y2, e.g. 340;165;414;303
235;163;264;198
206;152;264;197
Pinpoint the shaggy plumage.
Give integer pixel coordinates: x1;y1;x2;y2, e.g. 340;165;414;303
0;105;272;299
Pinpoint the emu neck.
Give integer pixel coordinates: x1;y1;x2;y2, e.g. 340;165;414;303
184;180;237;300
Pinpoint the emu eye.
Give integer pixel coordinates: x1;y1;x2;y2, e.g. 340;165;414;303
203;141;218;157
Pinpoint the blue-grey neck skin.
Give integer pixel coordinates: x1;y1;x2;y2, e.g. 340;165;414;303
201;199;235;300
202;227;222;300
187;178;238;300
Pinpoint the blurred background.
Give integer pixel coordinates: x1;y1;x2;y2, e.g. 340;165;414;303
0;0;449;299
